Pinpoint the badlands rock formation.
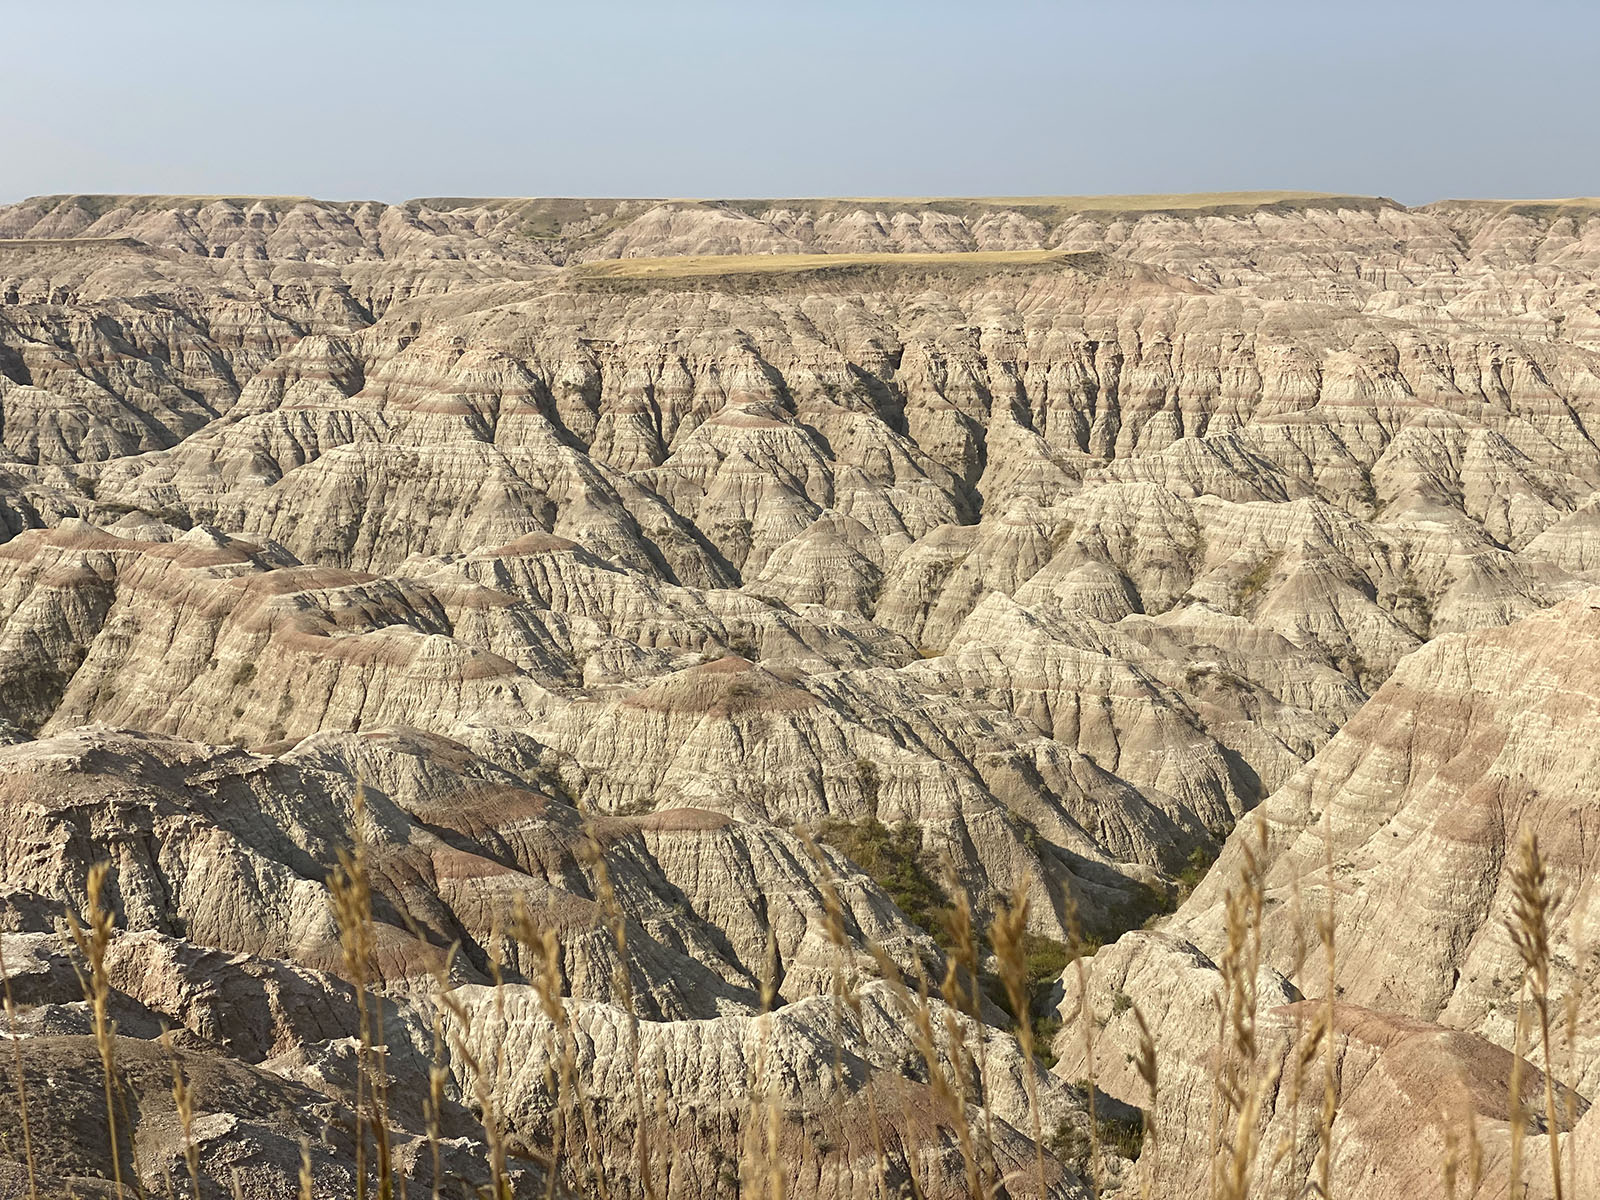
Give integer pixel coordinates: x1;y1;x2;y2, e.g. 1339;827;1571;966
2;190;1600;1197
1055;589;1600;1198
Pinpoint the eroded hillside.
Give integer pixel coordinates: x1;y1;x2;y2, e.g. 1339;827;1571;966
2;191;1599;1198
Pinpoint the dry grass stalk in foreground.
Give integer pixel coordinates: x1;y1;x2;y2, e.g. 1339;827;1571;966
1507;999;1531;1198
1207;819;1266;1200
1506;827;1565;1200
927;947;984;1199
65;861;128;1200
513;898;574;1198
741;927;788;1200
423;1001;448;1200
580;825;660;1200
865;939;966;1198
941;879;999;1196
991;888;1049;1200
49;795;1597;1200
423;940;513;1200
1441;1092;1484;1200
485;939;515;1200
161;1027;201;1200
300;1139;316;1200
0;933;40;1200
328;786;397;1200
801;835;894;1200
511;894;611;1200
1264;872;1325;1199
1129;1006;1158;1200
1062;892;1100;1200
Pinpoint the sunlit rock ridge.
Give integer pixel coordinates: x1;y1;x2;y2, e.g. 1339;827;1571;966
3;190;1600;1198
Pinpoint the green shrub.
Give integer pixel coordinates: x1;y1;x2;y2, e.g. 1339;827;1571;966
1099;1113;1145;1160
854;757;881;818
1234;551;1281;614
814;817;949;942
1178;845;1216;893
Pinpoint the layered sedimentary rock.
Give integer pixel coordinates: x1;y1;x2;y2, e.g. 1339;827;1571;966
4;190;1600;1197
1055;588;1600;1198
0;724;1113;1198
1052;930;1594;1200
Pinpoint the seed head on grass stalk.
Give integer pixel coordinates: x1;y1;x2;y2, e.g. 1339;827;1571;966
940;879;998;1195
800;833;892;1200
1208;818;1266;1200
1506;827;1564;1200
1440;1084;1483;1200
990;887;1048;1200
867;941;968;1200
512;894;595;1200
422;942;513;1200
579;823;658;1200
327;785;396;1200
1266;871;1321;1198
742;927;787;1200
65;861;127;1200
161;1027;201;1200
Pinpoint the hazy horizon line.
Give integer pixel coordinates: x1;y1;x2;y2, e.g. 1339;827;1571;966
5;189;1599;211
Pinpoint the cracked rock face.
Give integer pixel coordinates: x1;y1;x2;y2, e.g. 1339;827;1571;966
3;191;1600;1197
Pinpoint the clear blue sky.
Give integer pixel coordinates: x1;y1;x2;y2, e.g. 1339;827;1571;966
5;0;1597;206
